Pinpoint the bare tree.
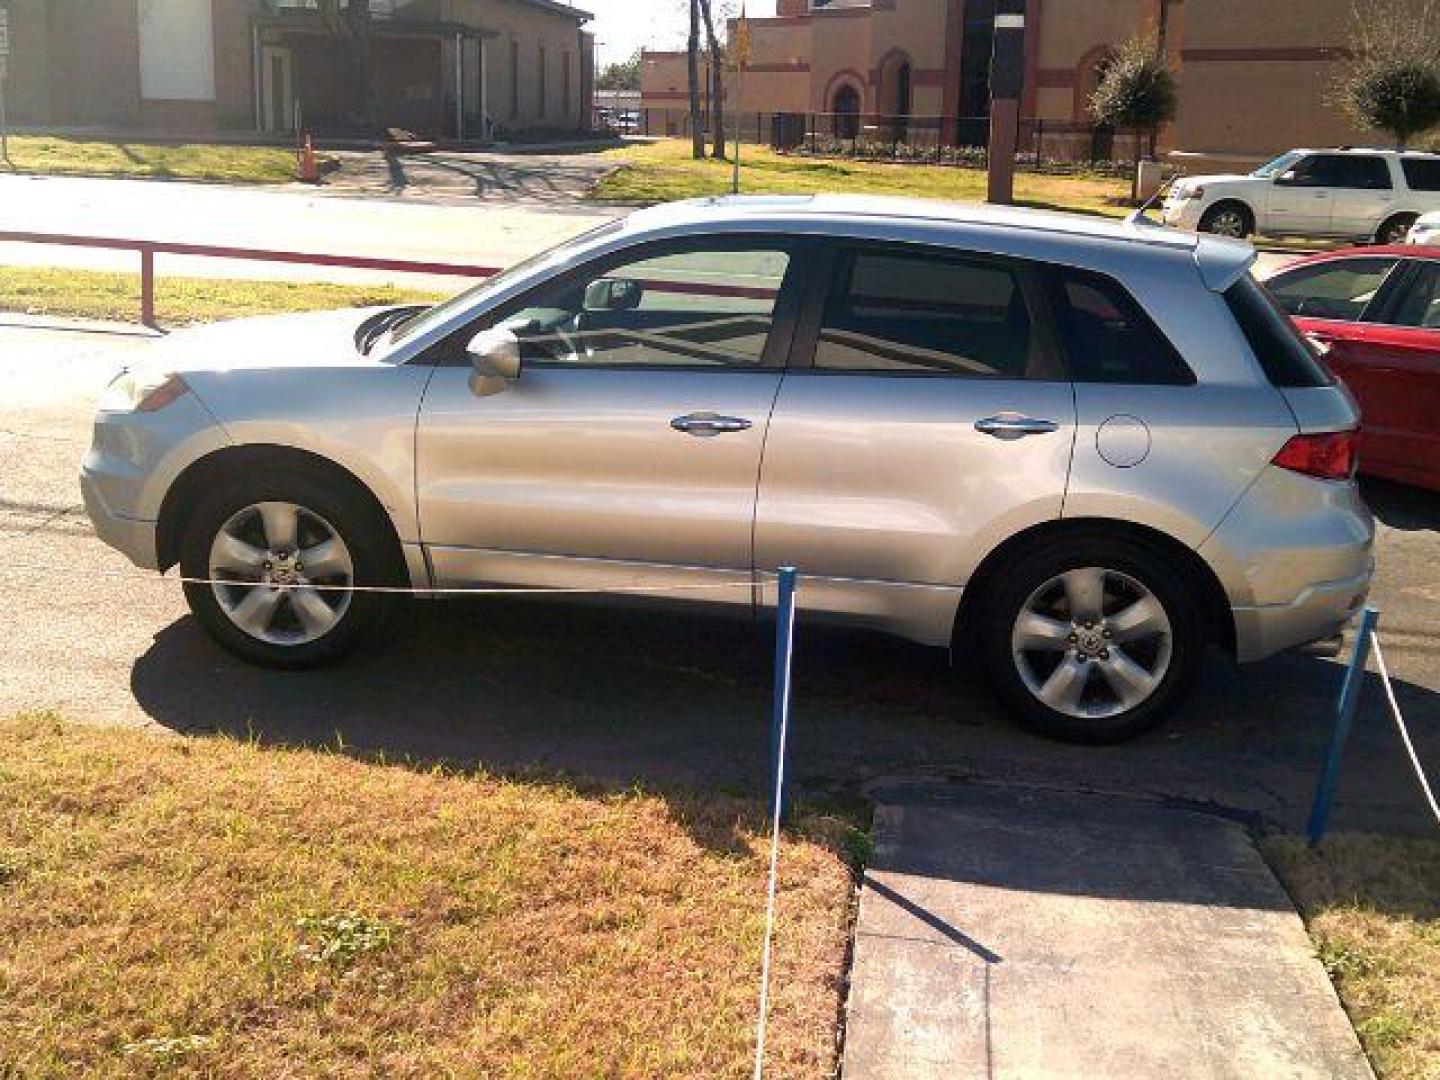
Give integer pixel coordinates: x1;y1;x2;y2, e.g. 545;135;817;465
317;0;378;129
699;0;727;159
1336;0;1440;149
687;0;706;159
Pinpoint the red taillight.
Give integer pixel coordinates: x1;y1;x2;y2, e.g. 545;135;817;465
1272;430;1358;481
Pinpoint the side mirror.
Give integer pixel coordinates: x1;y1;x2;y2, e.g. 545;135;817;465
466;327;521;397
583;277;643;312
1274;169;1299;187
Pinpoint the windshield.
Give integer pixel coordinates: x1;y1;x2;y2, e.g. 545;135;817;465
380;219;624;351
1252;151;1304;179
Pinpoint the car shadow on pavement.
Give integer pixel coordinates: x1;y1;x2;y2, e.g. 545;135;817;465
1363;476;1440;531
130;594;1440;837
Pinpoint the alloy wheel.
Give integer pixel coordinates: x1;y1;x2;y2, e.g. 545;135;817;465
1010;566;1173;720
207;501;355;645
1206;209;1247;238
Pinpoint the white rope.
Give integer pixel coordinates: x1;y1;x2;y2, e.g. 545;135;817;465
1371;630;1440;829
753;592;796;1080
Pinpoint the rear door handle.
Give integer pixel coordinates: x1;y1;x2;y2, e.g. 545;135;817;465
671;412;753;436
974;414;1060;440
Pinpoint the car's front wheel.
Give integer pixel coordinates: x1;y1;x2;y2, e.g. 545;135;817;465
1198;201;1254;239
179;471;395;668
978;535;1205;744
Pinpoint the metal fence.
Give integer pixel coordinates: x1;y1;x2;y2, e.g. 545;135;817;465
636;108;1146;174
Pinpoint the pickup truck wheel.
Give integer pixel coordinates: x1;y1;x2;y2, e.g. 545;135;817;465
1198;201;1253;239
179;472;394;669
979;536;1205;744
1376;213;1417;246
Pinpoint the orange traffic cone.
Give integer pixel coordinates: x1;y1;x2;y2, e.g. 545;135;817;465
298;134;320;183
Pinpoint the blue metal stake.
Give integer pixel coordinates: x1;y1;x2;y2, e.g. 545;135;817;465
770;567;798;824
1306;605;1380;846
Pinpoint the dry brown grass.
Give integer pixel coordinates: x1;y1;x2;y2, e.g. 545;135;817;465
1265;834;1440;1080
0;712;859;1078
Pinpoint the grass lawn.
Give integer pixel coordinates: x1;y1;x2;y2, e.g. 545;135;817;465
1265;835;1440;1080
594;139;1131;217
2;137;299;184
0;266;448;327
0;712;859;1078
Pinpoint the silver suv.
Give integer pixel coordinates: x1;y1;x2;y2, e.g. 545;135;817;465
81;197;1374;743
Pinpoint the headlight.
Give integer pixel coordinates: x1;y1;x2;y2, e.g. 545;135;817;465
99;369;191;413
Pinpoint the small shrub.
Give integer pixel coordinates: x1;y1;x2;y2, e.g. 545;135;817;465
1336;0;1440;147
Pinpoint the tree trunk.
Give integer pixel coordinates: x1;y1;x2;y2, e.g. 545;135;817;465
699;0;727;160
687;0;705;160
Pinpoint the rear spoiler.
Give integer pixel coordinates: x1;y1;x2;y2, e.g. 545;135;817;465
1124;176;1257;292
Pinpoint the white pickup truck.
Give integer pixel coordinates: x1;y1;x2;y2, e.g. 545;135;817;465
1162;148;1440;245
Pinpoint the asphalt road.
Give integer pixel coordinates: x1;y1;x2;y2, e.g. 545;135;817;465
3;322;1438;836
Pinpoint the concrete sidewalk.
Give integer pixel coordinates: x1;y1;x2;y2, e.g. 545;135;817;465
842;784;1372;1079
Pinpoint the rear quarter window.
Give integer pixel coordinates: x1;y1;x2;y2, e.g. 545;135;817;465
1043;268;1195;385
1401;158;1440;192
1224;275;1336;388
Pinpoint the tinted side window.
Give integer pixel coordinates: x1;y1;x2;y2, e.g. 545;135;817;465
1339;156;1392;190
1285;155;1342;187
1266;258;1398;321
1401;158;1440;191
499;246;792;368
813;250;1062;378
1389;262;1440;329
1224;275;1335;388
1044;269;1194;385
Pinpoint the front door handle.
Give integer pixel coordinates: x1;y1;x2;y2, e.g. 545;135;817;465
974;414;1060;440
671;412;753;437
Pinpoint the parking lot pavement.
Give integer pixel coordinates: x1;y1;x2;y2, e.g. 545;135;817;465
4;322;1439;836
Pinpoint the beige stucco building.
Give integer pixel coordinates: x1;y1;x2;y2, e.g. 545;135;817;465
641;0;1422;168
7;0;595;141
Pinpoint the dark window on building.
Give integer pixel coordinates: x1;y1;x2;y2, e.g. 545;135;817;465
1044;268;1195;385
1224;275;1335;388
539;45;547;117
510;40;520;118
957;0;996;145
814;249;1063;379
1401;157;1440;191
564;51;572;115
831;84;861;138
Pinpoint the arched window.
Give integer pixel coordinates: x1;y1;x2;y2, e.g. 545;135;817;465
832;84;861;139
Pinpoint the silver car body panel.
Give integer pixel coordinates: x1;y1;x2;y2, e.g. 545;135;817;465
81;196;1374;662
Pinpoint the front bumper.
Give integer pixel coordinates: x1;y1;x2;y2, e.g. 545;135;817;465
1160;198;1204;230
80;469;160;569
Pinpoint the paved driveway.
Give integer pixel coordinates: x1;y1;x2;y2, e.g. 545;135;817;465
320;147;622;204
4;323;1438;836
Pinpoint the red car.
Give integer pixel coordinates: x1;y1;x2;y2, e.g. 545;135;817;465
1265;246;1440;491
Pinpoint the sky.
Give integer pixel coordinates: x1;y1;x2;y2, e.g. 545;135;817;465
586;0;779;67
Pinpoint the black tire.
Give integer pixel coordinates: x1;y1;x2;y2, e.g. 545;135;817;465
1198;201;1254;239
1376;213;1417;246
179;468;397;669
977;533;1205;745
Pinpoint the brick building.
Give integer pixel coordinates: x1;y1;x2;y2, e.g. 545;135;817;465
5;0;595;141
640;0;1423;169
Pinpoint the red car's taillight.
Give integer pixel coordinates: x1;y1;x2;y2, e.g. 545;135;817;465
1271;430;1358;481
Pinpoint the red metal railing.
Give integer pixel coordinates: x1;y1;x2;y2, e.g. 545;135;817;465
0;230;502;328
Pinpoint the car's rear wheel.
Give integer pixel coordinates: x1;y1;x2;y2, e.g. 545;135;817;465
1198;201;1254;239
978;536;1205;744
179;471;395;668
1375;213;1418;246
